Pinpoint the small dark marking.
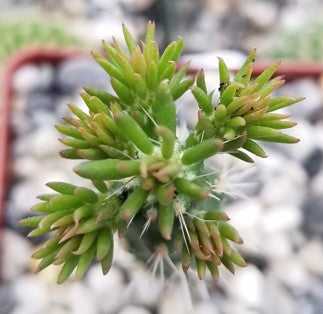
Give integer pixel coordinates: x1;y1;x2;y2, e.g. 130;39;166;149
119;190;129;201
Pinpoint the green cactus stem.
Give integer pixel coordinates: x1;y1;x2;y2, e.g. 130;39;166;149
20;21;303;284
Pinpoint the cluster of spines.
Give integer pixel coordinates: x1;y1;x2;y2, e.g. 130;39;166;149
20;21;302;283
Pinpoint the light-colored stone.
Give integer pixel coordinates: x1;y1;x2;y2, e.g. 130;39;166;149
158;287;192;314
181;50;246;71
30;126;62;159
261;232;293;260
206;0;235;15
86;265;126;313
46;306;70;314
261;205;302;232
264;277;296;314
31;110;59;129
125;267;162;307
298;238;323;275
113;242;137;270
57;57;108;93
61;0;87;17
13;156;38;178
38;63;55;90
119;0;153;10
226;199;263;230
12;64;41;94
177;91;199;128
194;301;219;314
267;120;317;162
55;95;78;118
11;275;49;314
119;305;151;314
228;265;265;309
9;179;44;215
2;229;32;281
279;79;322;120
34;264;61;285
13;135;33;157
12;63;54;94
239;0;278;30
259;158;306;207
89;0;120;8
49;281;98;314
10;94;31;133
225;199;263;254
269;258;308;290
68;283;99;314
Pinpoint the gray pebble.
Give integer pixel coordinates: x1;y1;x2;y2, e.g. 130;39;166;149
278;79;322;120
119;305;151;314
0;285;16;314
2;229;32;281
56;58;108;93
302;195;323;237
12;63;54;94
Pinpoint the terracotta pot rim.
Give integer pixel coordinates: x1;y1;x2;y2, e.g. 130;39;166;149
185;60;323;80
0;48;86;220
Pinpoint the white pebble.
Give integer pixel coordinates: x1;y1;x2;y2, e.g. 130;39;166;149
228;265;265;309
260;159;306;207
2;229;32;281
269;258;308;290
281;79;322;120
158;287;191;314
261;205;303;232
194;301;219;314
226;199;263;230
119;305;150;314
14;157;39;178
11;275;49;314
298;238;323;275
12;64;41;94
86;265;126;313
261;232;293;260
68;283;99;314
272;120;317;162
264;277;296;314
126;267;162;307
30;127;62;159
9;179;44;215
239;0;277;30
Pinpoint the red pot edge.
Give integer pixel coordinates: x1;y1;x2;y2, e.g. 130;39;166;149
0;48;86;226
184;60;323;81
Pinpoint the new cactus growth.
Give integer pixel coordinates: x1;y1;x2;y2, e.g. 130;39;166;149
20;21;303;283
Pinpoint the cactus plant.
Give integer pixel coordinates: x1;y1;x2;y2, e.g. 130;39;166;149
20;21;303;283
